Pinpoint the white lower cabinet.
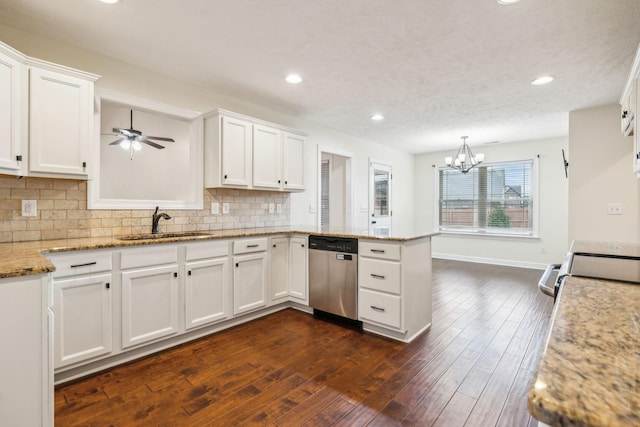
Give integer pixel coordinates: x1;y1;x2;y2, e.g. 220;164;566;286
185;241;231;330
0;275;51;427
121;264;179;349
53;273;112;368
269;235;308;303
289;236;308;302
270;237;289;301
120;246;179;349
233;238;269;315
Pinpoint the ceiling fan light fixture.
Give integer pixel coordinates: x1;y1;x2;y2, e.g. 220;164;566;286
132;140;142;151
119;139;131;150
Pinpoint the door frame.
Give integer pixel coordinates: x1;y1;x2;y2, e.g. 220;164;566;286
317;146;353;230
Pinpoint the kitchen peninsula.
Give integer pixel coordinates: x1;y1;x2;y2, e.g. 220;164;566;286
0;226;436;427
528;275;640;426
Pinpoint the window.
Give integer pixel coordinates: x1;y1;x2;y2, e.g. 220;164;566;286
437;159;535;236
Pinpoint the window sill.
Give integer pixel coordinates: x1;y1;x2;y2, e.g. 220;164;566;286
437;230;540;240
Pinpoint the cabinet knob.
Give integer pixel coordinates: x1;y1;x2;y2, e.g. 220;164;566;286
106;282;110;289
278;180;281;184
173;272;178;278
15;155;22;162
224;174;228;179
285;180;288;185
82;161;87;169
235;263;239;268
188;271;192;276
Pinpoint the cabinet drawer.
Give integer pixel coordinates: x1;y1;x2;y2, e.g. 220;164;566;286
359;289;401;329
359;258;401;294
186;240;229;261
49;250;112;278
233;238;268;255
359;241;401;261
120;245;178;269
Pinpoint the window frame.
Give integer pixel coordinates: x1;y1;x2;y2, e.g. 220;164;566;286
433;157;540;238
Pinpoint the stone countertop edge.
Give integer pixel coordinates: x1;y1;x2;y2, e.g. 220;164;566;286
527;276;640;427
0;227;439;279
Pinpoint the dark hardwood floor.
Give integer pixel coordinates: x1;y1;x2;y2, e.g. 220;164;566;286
55;259;554;426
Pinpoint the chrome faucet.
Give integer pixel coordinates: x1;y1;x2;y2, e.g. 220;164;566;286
151;206;171;234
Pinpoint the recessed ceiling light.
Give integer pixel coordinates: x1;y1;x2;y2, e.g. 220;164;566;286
496;0;521;4
98;0;121;4
285;74;302;84
531;76;554;86
371;114;384;121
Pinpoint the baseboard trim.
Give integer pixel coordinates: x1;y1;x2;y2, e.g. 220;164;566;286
433;252;547;270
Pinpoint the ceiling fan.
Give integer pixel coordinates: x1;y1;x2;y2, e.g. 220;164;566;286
108;109;175;158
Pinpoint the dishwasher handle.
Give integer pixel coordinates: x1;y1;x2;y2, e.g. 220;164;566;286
538;263;561;297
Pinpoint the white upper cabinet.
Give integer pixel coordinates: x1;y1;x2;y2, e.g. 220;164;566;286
0;43;26;176
0;41;98;179
205;109;307;191
253;124;282;189
283;132;305;190
28;66;94;177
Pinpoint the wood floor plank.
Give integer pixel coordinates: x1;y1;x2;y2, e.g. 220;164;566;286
54;259;553;426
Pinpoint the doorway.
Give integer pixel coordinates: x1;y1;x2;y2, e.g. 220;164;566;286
369;161;392;237
318;149;352;231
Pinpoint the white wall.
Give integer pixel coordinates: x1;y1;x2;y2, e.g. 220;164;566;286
0;24;415;234
568;104;639;243
415;137;569;269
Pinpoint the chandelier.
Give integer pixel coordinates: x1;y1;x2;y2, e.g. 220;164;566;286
445;136;484;174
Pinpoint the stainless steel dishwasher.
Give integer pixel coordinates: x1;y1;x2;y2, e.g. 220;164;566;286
308;235;359;322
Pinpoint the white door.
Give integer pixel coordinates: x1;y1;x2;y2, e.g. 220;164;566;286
221;116;252;186
185;257;230;330
369;161;392;237
121;265;179;348
252;124;281;189
29;67;91;176
318;150;352;230
233;252;268;315
53;274;112;368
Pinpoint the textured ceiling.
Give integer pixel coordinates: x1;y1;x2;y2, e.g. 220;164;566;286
1;0;639;153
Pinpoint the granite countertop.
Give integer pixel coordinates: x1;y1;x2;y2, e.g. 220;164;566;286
528;276;640;426
0;226;438;279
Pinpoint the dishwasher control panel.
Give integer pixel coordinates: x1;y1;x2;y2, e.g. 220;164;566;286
308;235;358;253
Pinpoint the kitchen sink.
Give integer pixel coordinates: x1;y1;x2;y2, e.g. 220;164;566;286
118;231;212;241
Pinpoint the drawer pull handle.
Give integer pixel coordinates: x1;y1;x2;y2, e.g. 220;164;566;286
246;244;259;248
371;274;386;279
370;249;386;253
70;261;97;268
371;305;386;312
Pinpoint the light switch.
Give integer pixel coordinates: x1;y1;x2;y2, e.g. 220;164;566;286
211;202;220;215
222;203;230;214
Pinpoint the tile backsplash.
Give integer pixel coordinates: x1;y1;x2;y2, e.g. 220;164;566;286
0;175;290;243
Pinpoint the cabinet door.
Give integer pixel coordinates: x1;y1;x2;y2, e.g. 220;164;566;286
253;124;282;189
29;67;91;176
53;274;112;368
185;257;230;330
221;115;252;186
233;252;268;315
0;49;24;174
270;238;289;301
289;237;308;301
121;265;179;349
283;132;305;190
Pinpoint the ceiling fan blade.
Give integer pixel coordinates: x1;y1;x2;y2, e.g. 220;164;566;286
113;127;135;138
143;136;175;142
140;138;166;149
109;138;127;146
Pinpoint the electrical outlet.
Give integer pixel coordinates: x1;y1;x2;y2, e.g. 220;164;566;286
269;203;275;214
276;204;282;214
222;203;230;214
21;200;37;217
211;202;220;215
607;203;623;215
